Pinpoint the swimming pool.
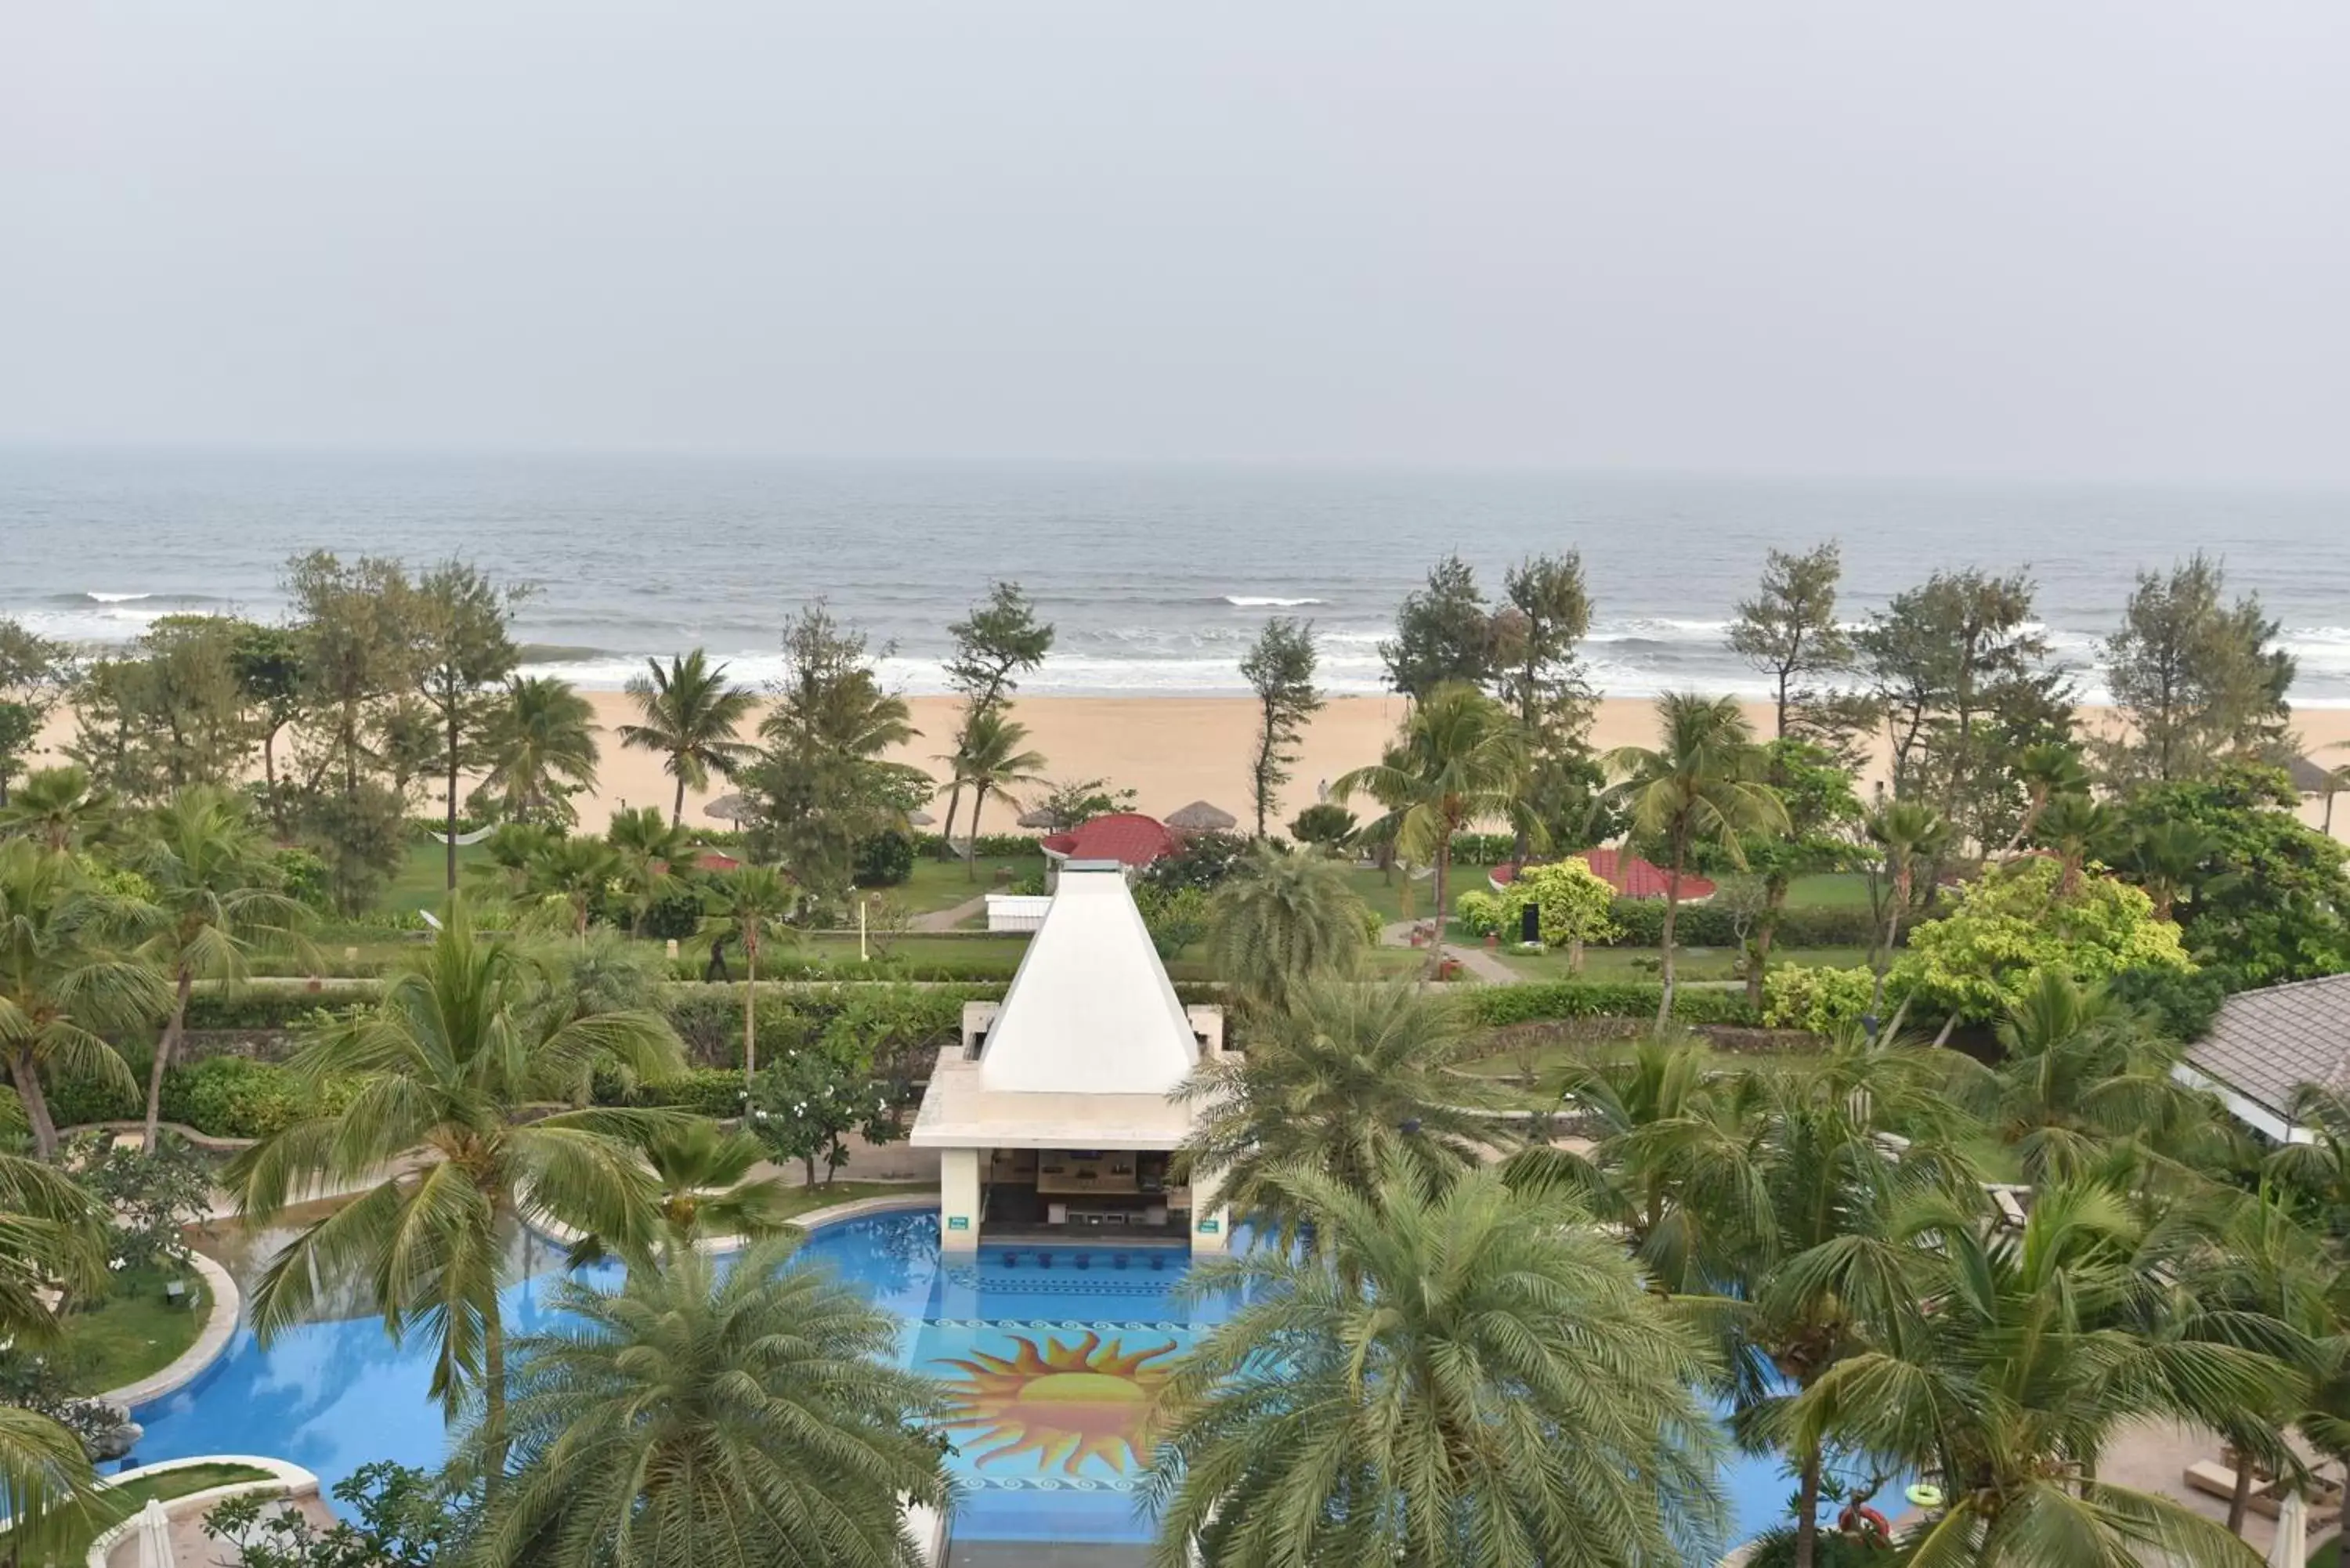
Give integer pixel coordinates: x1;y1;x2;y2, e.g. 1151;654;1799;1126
127;1210;1828;1555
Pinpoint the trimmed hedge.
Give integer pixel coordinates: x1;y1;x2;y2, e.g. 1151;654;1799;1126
185;988;373;1031
612;1067;749;1117
1596;898;1882;950
1465;982;1764;1030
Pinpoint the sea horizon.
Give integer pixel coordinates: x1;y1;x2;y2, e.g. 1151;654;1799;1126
6;444;2348;706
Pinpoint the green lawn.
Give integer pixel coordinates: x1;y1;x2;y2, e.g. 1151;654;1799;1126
60;1263;213;1394
380;840;488;916
0;1460;277;1560
776;1180;939;1220
1784;872;1875;909
888;855;1044;919
1488;944;1871;983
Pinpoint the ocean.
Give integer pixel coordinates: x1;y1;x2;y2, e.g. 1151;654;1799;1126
3;448;2347;706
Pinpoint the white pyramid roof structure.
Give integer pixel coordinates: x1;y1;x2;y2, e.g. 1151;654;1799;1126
978;864;1201;1094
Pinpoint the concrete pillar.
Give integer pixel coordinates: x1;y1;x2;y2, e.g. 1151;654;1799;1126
1189;1162;1230;1255
941;1147;982;1252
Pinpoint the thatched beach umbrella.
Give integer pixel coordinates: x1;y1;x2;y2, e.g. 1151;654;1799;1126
1016;807;1058;829
907;809;935;827
1166;799;1238;834
705;792;749;823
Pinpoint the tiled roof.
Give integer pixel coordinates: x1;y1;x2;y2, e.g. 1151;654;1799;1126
1038;813;1178;867
2184;973;2350;1120
1490;850;1716;901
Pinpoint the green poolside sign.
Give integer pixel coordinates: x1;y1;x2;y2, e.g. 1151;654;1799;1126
1197;1217;1220;1234
947;1216;970;1231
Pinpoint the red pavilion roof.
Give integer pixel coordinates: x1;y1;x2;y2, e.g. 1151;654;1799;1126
1038;812;1180;868
1490;849;1716;901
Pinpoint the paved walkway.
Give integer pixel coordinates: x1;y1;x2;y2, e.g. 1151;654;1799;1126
1377;921;1522;985
910;891;992;932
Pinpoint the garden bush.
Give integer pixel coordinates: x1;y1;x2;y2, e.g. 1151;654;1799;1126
639;889;706;941
1446;832;1518;865
610;1068;748;1118
1465;982;1763;1029
1761;963;1878;1035
851;830;916;887
1599;898;1881;949
158;1056;350;1140
1453;889;1509;938
185;989;374;1031
913;833;1039;859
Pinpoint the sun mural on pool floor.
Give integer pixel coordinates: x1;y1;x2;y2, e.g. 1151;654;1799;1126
935;1330;1180;1479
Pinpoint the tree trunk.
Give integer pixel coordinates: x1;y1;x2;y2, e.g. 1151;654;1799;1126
445;710;461;892
1655;836;1684;1029
939;782;964;858
966;793;986;880
2225;1447;2254;1535
1748;874;1788;1010
7;1047;59;1159
1932;1011;1959;1047
146;966;193;1154
671;771;686;827
1426;841;1452;978
1865;869;1906;1031
483;1306;508;1494
743;939;758;1090
1567;936;1584;976
803;1152;818;1185
1793;1443;1824;1568
262;728;281;833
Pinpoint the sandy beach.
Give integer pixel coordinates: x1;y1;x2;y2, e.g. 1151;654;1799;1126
27;693;2350;844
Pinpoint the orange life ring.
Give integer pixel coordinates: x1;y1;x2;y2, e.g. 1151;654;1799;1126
1838;1504;1891;1541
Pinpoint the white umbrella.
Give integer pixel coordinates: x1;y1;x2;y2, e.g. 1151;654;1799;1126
2266;1490;2307;1567
136;1497;175;1568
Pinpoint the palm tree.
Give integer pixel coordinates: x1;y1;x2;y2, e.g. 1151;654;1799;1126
2000;741;2090;858
1144;1159;1723;1568
469;821;562;901
458;1234;949;1568
602;806;692;937
706;865;796;1091
2120;818;2216;922
524;834;620;939
1983;968;2223;1186
945;708;1045;879
1603;692;1788;1025
1202;843;1369;1012
227;908;685;1481
131;786;316;1153
0;1409;105;1562
619;649;758;826
0;766;114;856
482;676;599;826
1720;1039;1985;1568
638;1120;794;1247
1332;682;1538;974
1175;980;1511;1240
1788;1178;2299;1566
0;840;167;1155
2030;790;2111;894
1861;800;1947;1031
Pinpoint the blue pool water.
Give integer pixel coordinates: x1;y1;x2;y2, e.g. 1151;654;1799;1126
128;1212;1826;1552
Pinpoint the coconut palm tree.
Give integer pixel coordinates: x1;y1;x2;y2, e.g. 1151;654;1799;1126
1332;682;1539;974
1788;1178;2299;1567
706;865;796;1091
1143;1159;1723;1568
1175;980;1511;1241
0;766;114;856
1983;968;2223;1186
0;1409;105;1562
2030;790;2111;894
1202;843;1369;1011
602;806;692;937
1603;692;1788;1026
618;649;758;826
130;786;317;1153
227;907;685;1481
457;1234;949;1568
945;708;1045;879
1861;800;1947;1031
481;676;600;826
0;840;166;1156
2118;818;2216;922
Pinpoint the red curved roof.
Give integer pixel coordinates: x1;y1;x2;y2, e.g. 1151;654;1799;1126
1490;849;1715;901
1038;812;1179;867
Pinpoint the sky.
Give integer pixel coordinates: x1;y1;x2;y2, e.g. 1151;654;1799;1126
2;2;2346;485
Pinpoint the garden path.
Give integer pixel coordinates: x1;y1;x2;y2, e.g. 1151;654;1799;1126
1376;921;1521;986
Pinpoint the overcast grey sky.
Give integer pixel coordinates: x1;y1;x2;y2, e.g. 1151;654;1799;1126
2;2;2345;484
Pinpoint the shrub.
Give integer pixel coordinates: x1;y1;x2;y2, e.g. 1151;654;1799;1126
1446;832;1517;865
1007;869;1048;897
1600;898;1880;949
1454;889;1509;938
1466;982;1762;1029
42;1071;140;1129
1289;804;1358;849
158;1056;350;1139
273;846;332;912
2107;964;2228;1042
913;833;1039;859
186;989;373;1031
851;830;916;887
1761;964;1878;1035
640;889;706;941
1517;859;1622;949
614;1068;748;1117
1141;833;1249;893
